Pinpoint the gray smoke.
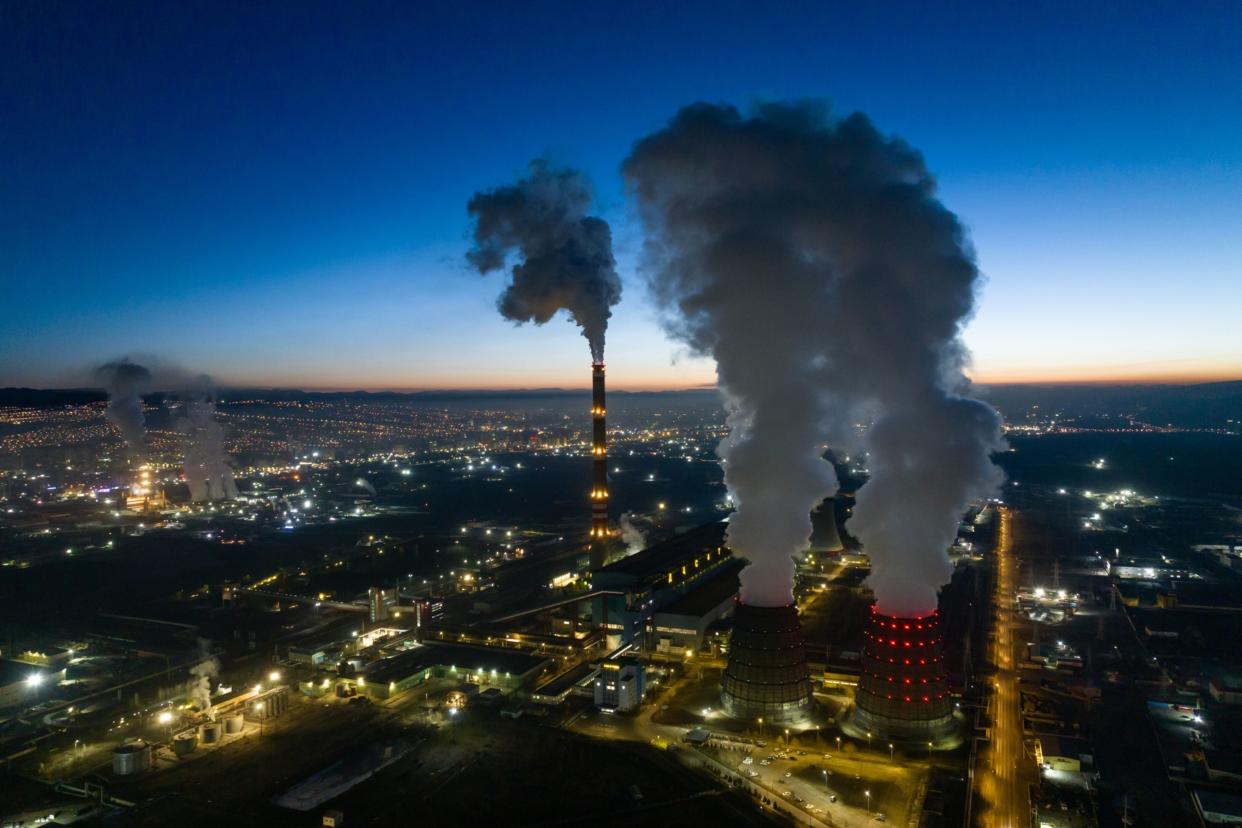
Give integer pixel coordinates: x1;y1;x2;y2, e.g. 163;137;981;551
180;383;237;502
96;359;152;454
466;159;622;362
619;512;647;556
624;101;1005;614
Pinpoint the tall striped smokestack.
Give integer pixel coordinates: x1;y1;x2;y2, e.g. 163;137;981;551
589;362;609;567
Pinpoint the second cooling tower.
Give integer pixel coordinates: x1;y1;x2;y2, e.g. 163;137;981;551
720;602;814;724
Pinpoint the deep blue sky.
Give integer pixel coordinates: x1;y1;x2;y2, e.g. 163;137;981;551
3;1;1240;389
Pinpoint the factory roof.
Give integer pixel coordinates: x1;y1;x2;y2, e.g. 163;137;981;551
657;559;743;619
595;521;727;580
364;642;550;685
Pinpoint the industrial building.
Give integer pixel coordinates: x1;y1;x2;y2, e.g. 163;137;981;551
720;603;814;725
591;521;736;649
357;642;552;700
849;607;958;744
594;657;645;712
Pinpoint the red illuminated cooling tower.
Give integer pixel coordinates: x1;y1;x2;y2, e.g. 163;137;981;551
849;606;957;742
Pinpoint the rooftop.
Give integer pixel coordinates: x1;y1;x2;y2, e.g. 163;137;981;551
364;642;549;685
595;521;727;581
657;559;743;618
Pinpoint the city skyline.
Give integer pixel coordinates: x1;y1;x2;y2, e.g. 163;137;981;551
4;2;1241;391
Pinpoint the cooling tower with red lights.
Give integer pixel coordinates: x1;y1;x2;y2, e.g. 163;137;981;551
849;606;957;743
588;362;609;567
720;602;814;724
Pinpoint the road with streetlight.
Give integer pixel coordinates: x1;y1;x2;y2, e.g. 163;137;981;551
976;505;1033;828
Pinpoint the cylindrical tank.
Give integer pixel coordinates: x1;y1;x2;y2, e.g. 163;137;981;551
199;722;221;743
112;739;152;775
223;713;244;734
172;734;197;756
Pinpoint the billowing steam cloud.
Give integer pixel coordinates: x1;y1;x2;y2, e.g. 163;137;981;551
466;159;621;362
189;639;219;717
180;384;237;502
619;512;647;556
624;101;1005;615
97;359;152;454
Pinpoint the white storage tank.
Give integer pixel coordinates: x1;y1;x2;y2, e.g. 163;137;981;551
112;739;152;775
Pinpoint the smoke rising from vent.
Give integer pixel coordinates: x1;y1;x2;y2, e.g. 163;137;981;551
466;159;621;362
189;639;219;717
96;359;152;454
624;101;1005;614
180;383;237;502
619;512;647;556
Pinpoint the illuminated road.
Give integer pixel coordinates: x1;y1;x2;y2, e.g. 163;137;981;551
978;506;1031;827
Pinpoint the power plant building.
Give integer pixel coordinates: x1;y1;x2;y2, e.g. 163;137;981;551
591;522;737;650
594;657;645;712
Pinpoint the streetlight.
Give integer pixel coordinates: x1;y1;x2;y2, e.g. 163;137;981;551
268;670;281;683
836;735;842;751
865;790;871;812
784;728;790;745
888;743;894;760
255;702;265;736
927;740;933;758
866;731;873;748
757;717;764;736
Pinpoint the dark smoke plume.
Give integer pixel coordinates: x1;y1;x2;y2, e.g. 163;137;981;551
179;381;237;502
96;359;152;454
624;101;1005;614
466;159;621;362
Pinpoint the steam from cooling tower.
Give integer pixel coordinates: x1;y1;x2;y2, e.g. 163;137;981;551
466;159;621;362
180;383;237;502
624;101;1005;615
96;359;152;454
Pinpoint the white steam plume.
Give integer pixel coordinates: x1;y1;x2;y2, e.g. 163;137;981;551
619;512;647;556
96;359;152;455
180;383;237;502
466;159;622;362
624;101;1005;614
189;639;219;717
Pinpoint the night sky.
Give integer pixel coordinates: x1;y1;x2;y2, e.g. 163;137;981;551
3;1;1240;390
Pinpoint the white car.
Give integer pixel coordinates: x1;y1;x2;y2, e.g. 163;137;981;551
742;756;754;765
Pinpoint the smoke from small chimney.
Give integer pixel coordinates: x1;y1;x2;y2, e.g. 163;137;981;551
624;101;1005;615
466;159;621;362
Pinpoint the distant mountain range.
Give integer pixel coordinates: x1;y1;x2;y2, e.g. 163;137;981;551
2;381;1239;428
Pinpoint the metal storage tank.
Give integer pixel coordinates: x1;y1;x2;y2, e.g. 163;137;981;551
172;733;197;756
112;739;152;775
199;722;221;743
223;713;244;734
